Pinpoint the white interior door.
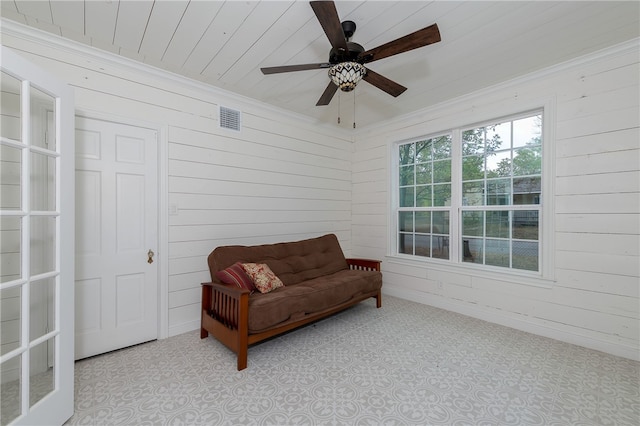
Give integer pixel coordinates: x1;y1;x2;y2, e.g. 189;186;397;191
74;116;158;360
0;46;75;425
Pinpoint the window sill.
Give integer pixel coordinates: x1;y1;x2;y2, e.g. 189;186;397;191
385;255;556;289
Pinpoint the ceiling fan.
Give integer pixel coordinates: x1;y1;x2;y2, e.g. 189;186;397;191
261;1;441;106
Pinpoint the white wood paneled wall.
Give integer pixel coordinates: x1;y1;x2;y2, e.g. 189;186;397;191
166;113;353;335
1;28;353;338
351;40;640;360
2;22;637;360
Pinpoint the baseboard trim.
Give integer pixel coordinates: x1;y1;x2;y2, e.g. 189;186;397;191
168;320;200;338
382;286;640;362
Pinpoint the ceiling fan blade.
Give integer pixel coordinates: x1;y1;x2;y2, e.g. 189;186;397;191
362;69;407;97
359;23;441;63
261;63;331;74
310;1;348;53
316;81;338;106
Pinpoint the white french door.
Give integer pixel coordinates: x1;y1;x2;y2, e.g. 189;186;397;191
0;47;75;424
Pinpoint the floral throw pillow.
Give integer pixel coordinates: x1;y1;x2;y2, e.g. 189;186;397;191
241;263;284;294
215;262;256;292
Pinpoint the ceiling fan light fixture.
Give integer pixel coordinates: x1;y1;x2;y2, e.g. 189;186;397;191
328;61;366;92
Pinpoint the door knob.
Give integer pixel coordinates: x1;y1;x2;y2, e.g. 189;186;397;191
147;249;155;264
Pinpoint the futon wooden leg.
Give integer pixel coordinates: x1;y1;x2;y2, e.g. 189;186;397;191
376;291;382;308
201;285;213;339
237;350;248;371
237;292;250;370
236;328;248;370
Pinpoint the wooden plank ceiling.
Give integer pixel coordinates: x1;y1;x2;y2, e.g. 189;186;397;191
2;1;638;129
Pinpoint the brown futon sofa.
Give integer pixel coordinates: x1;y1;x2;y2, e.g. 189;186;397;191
200;234;382;370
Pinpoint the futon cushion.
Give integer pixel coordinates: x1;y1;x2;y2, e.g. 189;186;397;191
215;262;256;292
207;234;381;333
246;268;382;333
208;234;349;286
241;263;284;294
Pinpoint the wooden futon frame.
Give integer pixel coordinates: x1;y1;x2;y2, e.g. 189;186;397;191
200;258;381;370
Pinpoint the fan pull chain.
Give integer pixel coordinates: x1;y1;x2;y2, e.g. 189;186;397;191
337;90;341;124
353;91;356;129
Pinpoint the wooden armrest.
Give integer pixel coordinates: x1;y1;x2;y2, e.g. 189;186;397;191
346;258;381;272
201;282;249;319
201;282;250;336
201;281;250;297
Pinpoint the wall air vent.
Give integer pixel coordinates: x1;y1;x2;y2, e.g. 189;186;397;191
219;106;241;131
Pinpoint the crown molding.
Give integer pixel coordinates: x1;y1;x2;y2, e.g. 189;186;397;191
0;18;354;141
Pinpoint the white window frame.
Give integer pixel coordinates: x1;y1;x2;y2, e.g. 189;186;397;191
389;102;556;286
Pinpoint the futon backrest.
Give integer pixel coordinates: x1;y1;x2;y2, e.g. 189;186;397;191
208;234;349;286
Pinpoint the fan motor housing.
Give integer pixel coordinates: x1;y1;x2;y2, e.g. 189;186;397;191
329;42;365;64
328;20;365;64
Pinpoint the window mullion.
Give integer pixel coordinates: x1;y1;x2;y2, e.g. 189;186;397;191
450;129;462;262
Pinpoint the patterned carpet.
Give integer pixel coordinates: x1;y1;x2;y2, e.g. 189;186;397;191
66;295;639;425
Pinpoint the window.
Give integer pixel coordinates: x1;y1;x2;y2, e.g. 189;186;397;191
394;111;544;274
398;135;452;259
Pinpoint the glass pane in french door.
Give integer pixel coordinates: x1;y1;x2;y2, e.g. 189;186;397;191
29;277;56;342
30;216;56;276
0;357;21;424
0;71;21;141
31;151;56;211
29;338;55;407
30;86;56;151
0;217;21;283
0;145;22;211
